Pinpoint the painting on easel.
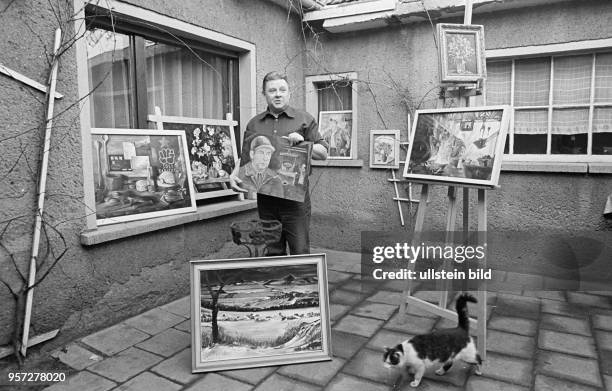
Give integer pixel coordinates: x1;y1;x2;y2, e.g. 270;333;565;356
437;24;486;83
402;106;510;187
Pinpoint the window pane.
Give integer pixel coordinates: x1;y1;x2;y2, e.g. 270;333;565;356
145;41;229;119
317;81;352;112
551;108;588;154
486;61;511;105
513;109;548;154
593;107;612;155
553;55;592;105
86;29;134;128
514;58;550;106
595;53;612;103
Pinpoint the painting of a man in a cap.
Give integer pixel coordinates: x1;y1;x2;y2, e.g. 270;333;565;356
237;135;284;198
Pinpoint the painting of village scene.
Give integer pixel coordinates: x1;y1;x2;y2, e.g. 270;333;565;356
190;255;331;372
318;110;353;158
403;107;510;187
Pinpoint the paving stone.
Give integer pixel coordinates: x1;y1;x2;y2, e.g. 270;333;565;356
328;270;353;284
600;348;612;376
253;373;319;391
87;347;163;382
368;290;404;306
414;290;444;303
505;272;544;289
342;348;393;385
383;313;436;334
151;348;200;384
537;350;602;387
593;314;612;331
494;293;540;320
604;375;612;391
173;319;190;332
330;289;366;306
322;249;361;274
567;292;612;309
352;301;397;320
81;323;150;356
534;374;600;391
367;329;415;352
330;304;351;322
333;315;384;338
331;330;368;359
421;359;471;387
401;380;463;391
324;374;389;391
538;330;597;358
383;278;411;292
43;371;116;391
186;373;252;391
403;302;439;318
466;377;529;391
482;352;533;387
540;314;592;336
51;343;102;370
487;330;535;359
114;371;181;391
222;366;277;385
488;315;538;337
596;330;612;351
159;296;190;318
278;357;345;386
522;291;565;301
136;328;190;357
541;299;590;318
124;307;185;335
340;279;382;294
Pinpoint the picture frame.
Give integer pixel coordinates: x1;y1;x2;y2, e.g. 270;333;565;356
148;107;239;200
370;129;400;169
402;106;510;188
190;254;332;373
238;134;312;202
318;110;354;159
91;128;197;225
437;23;486;83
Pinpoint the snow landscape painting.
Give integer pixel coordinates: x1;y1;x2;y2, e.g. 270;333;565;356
190;254;331;372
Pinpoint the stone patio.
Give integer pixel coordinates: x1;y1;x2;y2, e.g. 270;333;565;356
44;247;612;390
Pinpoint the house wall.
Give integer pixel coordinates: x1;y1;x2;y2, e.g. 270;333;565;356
307;0;612;251
0;0;306;346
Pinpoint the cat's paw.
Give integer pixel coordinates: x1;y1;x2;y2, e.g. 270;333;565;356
409;379;421;387
435;368;446;376
474;368;483;376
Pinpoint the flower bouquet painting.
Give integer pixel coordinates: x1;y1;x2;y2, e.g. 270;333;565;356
437;24;486;83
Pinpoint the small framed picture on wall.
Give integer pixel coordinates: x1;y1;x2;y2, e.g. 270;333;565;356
369;130;400;169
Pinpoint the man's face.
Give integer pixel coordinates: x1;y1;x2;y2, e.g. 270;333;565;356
264;79;290;113
250;147;273;172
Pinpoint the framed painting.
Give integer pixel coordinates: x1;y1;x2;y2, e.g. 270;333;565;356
190;254;332;373
148;108;239;200
318;110;354;159
370;129;400;169
237;134;312;202
91;128;197;225
437;23;486;83
402;106;510;188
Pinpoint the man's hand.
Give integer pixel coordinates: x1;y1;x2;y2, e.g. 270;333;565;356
229;159;248;193
286;132;304;146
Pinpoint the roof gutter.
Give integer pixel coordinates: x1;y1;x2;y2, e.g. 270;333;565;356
264;0;324;14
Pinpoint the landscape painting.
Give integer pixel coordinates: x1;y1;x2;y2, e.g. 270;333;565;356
190;254;331;372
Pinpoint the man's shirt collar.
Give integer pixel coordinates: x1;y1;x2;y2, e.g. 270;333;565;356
261;106;296;120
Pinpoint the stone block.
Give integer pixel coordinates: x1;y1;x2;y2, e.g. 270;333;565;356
82;323;150;356
368;290;404;306
333;315;384;338
488;316;537;337
114;372;181;391
487;330;535;359
537;350;602;387
466;377;529;391
367;329;415;352
540;314;591;336
595;330;612;351
173;319;190;332
342;348;393;385
88;347;163;383
567;292;612;309
331;330;368;359
538;330;597;358
383;313;436;334
604;375;612;391
51;343;102;370
593;314;612;331
599;348;612;376
522;291;565;301
325;374;388;391
494;293;540;320
534;374;600;391
340;279;381;294
352;302;397;320
43;371;115;391
159;296;190;318
541;299;590;318
482;352;533;387
151;348;200;384
330;289;366;306
124;308;186;335
185;373;252;391
222;366;277;385
253;374;319;391
328;270;353;284
136;328;190;357
278;357;345;386
330;304;351;322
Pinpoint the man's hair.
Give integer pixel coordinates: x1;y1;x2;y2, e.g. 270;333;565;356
262;71;288;92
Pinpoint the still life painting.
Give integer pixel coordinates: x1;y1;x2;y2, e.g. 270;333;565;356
402;107;510;187
370;129;400;169
190;255;332;372
438;23;486;83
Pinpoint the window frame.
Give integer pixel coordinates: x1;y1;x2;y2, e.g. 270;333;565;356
305;72;362;167
485;38;612;171
74;0;257;233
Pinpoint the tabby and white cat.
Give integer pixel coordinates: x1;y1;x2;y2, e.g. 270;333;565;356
383;293;483;388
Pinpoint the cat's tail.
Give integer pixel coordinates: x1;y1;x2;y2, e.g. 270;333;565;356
456;293;477;331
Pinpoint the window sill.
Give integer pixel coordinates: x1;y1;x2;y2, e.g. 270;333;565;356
501;161;612;174
80;200;257;246
312;159;364;167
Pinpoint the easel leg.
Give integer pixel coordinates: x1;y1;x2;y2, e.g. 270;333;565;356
399;184;429;322
477;189;487;361
439;186;459;309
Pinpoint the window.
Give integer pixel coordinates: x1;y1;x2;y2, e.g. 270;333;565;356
305;73;360;165
485;50;612;161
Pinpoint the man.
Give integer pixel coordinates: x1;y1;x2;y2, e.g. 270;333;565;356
230;71;328;255
236;135;284;198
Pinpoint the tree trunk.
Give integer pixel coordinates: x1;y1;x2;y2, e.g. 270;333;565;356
211;294;219;344
13;288;26;367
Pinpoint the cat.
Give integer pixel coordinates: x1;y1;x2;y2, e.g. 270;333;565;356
383;293;482;388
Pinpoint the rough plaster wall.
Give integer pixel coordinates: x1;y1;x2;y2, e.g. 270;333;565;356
0;0;300;346
307;1;612;251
